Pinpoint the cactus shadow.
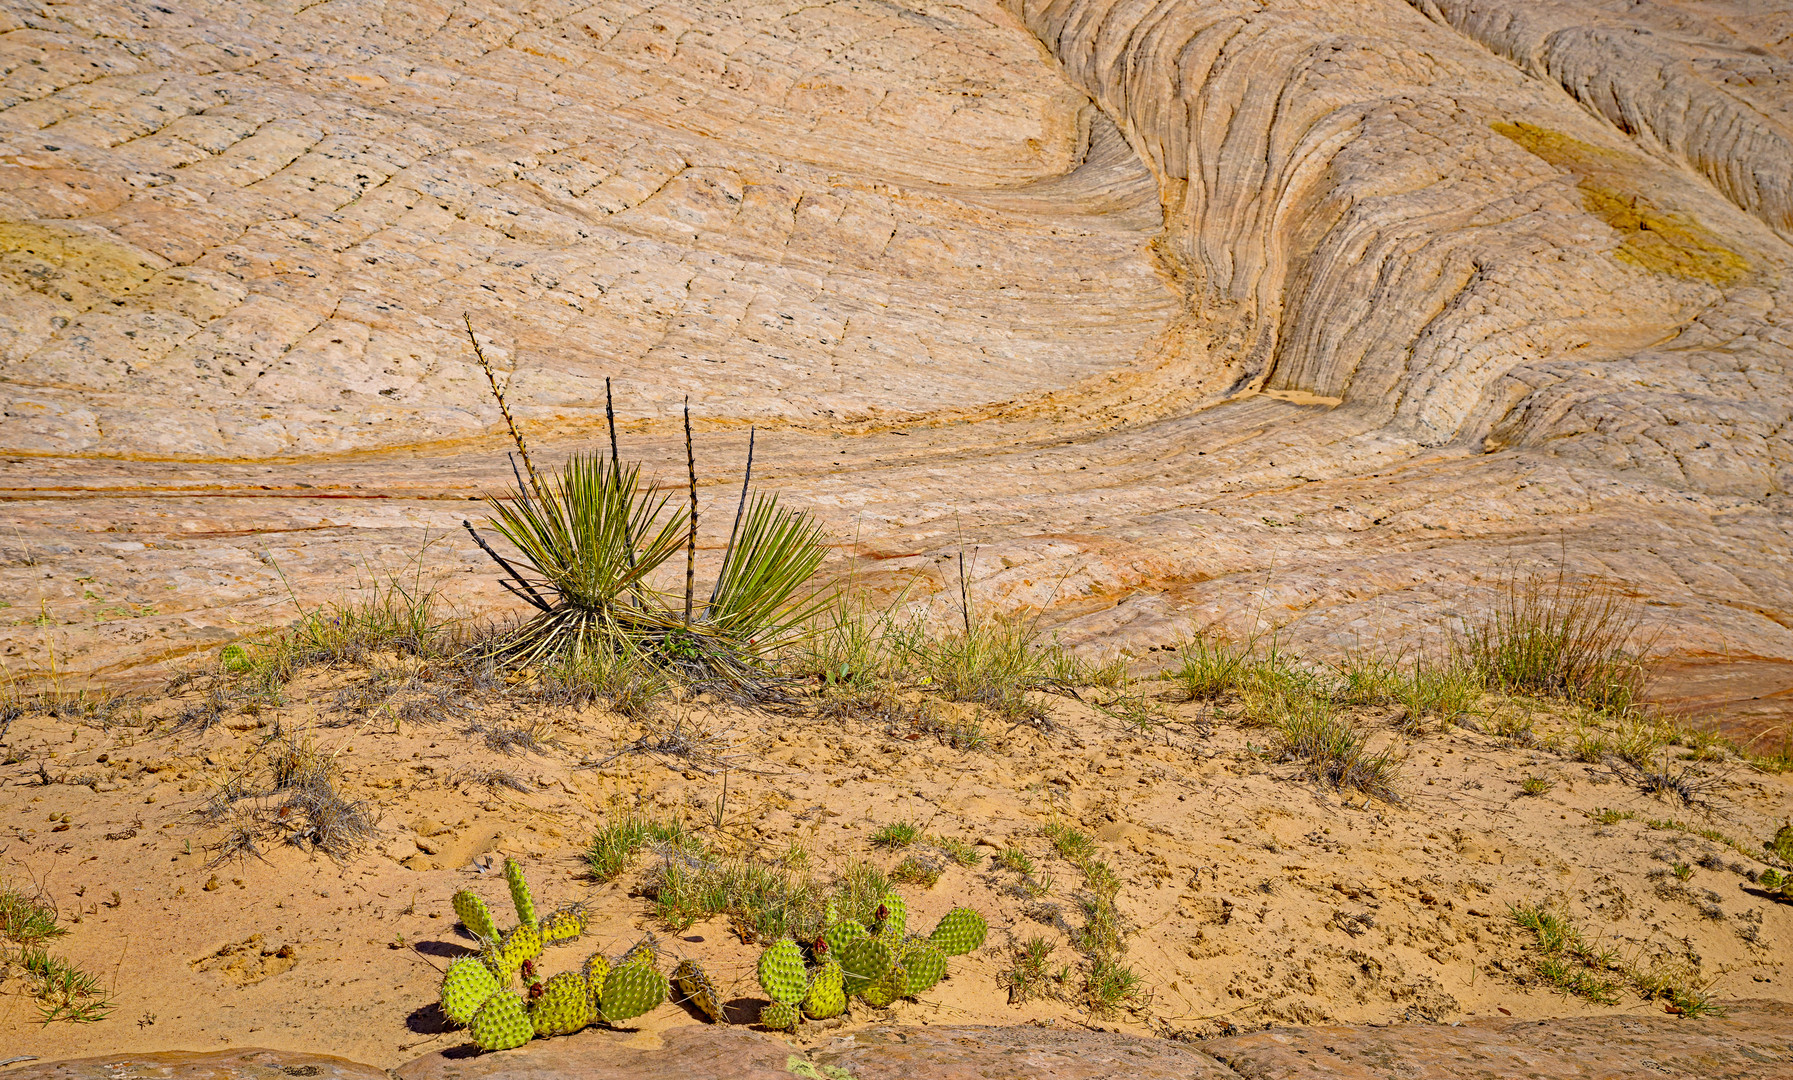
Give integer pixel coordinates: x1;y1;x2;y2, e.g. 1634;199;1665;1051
722;996;768;1025
415;939;479;959
406;1002;459;1035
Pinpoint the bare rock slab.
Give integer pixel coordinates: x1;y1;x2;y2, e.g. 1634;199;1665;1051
1203;1001;1793;1079
2;1050;386;1080
393;1026;799;1080
806;1024;1238;1079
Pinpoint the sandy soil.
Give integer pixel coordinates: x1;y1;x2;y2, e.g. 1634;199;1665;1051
2;662;1790;1065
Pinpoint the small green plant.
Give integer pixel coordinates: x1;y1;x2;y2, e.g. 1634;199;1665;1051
1671;862;1693;882
2;884;112;1023
1520;774;1554;796
1044;823;1095;862
1169;635;1252;700
937;838;984;867
890;856;942;888
871;821;920;849
1462;569;1649;714
1274;701;1400;802
1003;937;1057;1003
1591;808;1636;825
995;846;1035;874
586;814;695;882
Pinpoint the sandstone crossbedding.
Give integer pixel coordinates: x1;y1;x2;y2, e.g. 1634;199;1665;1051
0;0;1789;713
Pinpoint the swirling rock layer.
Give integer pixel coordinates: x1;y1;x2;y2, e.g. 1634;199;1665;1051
0;0;1790;704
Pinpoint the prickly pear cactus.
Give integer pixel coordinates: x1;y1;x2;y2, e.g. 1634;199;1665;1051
482;921;544;979
757;938;809;1005
802;960;846;1020
469;991;533;1051
759;999;801;1031
453;890;499;942
440;956;500;1025
537;904;587;944
898;941;947;996
859;960;906;1008
822;896;844;927
835;936;891;998
580;950;612;1006
929;906;987;956
672;959;725;1023
529;971;592;1036
616;933;661;971
872;892;907;942
822;918;867;957
599;962;668;1024
504;857;536;926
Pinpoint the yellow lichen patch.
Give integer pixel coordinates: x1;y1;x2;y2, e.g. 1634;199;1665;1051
1492;121;1748;287
0;221;166;306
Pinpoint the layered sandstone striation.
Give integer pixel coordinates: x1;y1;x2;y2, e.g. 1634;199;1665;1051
0;0;1789;700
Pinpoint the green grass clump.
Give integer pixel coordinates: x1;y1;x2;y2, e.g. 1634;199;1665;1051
1462;570;1648;715
1274;701;1400;802
650;849;823;944
587;814;696;882
889;856;942;888
995;847;1035;875
870;821;919;849
2;885;112;1023
1002;937;1059;1004
1169;636;1254;700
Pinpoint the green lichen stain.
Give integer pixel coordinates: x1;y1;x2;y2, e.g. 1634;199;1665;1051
1493;121;1748;287
0;221;164;305
786;1056;854;1080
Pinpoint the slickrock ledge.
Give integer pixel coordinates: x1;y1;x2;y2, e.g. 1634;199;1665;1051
12;1007;1793;1080
0;0;1789;709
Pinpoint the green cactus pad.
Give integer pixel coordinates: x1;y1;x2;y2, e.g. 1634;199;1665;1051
822;919;867;957
872;892;907;942
757;938;809;1005
671;959;725;1023
859;960;905;1008
598;962;668;1024
468;991;533;1051
822;896;845;927
440;956;500;1025
929;906;987;956
452;890;499;942
835;936;892;997
899;941;947;996
537;904;587;944
504;858;536;926
759;1000;801;1031
529;971;592;1037
483;921;544;980
802;960;847;1020
616;933;661;971
580;952;611;1009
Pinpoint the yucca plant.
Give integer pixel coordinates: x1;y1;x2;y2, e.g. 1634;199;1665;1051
460;319;830;692
479;451;688;666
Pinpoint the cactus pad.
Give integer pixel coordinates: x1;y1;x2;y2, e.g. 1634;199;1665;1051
452;890;499;943
537;904;587;945
756;938;809;1004
929;906;987;956
504;858;536;926
483;921;544;979
822;919;867;957
616;933;661;971
529;971;592;1036
671;959;725;1023
802;960;847;1020
759;1000;801;1031
468;991;533;1051
835;936;892;997
598;962;667;1024
823;896;844;927
439;956;500;1025
899;941;947;996
859;960;906;1008
872;892;907;942
580;951;611;1010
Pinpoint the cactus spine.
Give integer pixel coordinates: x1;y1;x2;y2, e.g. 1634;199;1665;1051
469;991;533;1051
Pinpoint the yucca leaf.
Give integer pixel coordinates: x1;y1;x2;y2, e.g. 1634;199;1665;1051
705;493;829;653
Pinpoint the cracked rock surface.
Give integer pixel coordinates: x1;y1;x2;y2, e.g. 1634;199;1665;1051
0;0;1790;713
